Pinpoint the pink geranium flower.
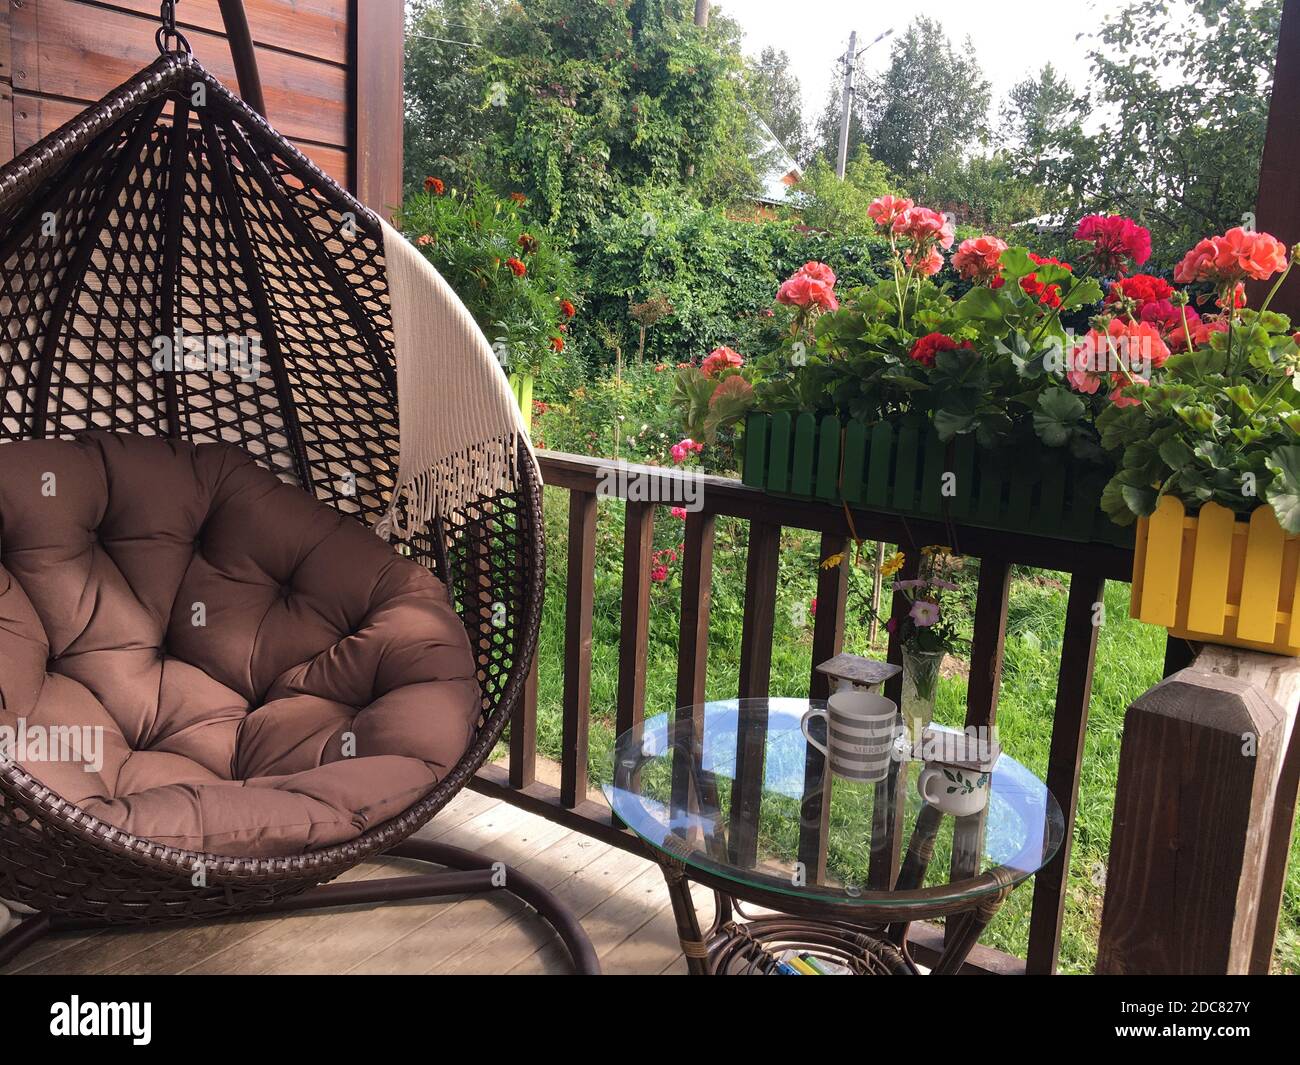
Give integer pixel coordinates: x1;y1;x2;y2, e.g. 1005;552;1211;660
867;195;914;228
892;206;955;250
1068;319;1169;397
777;272;839;312
700;345;744;377
905;246;945;277
670;438;705;464
1174;227;1289;286
670;506;688;520
952;235;1008;283
796;261;837;287
650;565;669;583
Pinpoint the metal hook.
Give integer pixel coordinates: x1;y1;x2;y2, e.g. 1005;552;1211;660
156;0;193;55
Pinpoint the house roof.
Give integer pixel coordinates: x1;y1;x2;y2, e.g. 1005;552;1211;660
752;114;802;206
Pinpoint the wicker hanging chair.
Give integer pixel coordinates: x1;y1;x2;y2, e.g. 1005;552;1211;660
0;5;597;973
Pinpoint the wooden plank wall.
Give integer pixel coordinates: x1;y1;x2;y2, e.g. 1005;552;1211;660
0;0;404;215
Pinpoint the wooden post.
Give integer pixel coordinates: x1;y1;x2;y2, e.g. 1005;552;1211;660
352;0;405;218
1096;646;1298;974
1253;0;1300;318
0;5;13;166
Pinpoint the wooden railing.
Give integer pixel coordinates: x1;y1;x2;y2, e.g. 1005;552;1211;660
469;449;1149;975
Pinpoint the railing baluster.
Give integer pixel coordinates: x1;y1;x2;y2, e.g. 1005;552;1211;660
671;511;716;817
947;558;1013;926
675;511;716;711
869;548;919;891
799;533;849;884
560;490;597;808
730;521;782;867
1026;568;1105;974
509;655;538;790
614;500;655;827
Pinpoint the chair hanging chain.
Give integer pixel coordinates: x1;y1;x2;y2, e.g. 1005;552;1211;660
156;0;193;56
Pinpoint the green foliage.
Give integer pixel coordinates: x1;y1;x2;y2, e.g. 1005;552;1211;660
735;241;1106;459
746;46;809;165
395;181;577;375
816;17;991;179
789;150;896;236
571;189;895;367
405;0;762;237
1015;0;1282;267
1099;305;1300;529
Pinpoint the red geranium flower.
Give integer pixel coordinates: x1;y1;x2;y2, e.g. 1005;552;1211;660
909;332;972;367
1106;273;1173;308
1074;214;1151;274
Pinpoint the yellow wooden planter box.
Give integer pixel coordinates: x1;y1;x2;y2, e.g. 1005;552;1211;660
1131;496;1300;656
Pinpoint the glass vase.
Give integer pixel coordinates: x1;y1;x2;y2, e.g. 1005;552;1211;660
900;647;943;748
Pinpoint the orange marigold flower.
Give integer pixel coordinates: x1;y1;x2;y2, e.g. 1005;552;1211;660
506;257;527;278
424;177;445;195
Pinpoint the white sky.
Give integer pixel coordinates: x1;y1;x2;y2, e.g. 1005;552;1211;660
725;0;1111;126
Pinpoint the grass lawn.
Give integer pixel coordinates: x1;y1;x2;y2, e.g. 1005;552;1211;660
521;486;1300;974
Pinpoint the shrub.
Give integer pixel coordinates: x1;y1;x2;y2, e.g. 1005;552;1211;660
395;180;579;376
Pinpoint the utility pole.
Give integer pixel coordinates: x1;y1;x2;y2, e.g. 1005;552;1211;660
836;31;857;179
694;0;709;28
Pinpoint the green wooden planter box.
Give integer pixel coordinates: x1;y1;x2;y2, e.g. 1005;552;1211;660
740;412;1133;547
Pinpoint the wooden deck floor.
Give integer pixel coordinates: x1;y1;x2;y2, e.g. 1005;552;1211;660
1;789;712;976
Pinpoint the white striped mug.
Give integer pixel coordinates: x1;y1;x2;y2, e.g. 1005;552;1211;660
800;691;899;782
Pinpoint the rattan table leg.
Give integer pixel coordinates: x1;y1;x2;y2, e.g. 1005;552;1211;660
931;890;1007;975
650;846;711;976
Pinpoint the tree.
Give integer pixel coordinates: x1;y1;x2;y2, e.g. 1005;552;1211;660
791;149;896;235
403;0;503;192
747;47;808;163
998;64;1079;184
1028;0;1282;266
914;153;1046;232
821;17;990;179
403;0;762;237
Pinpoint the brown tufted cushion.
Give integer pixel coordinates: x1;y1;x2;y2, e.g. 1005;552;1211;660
0;433;480;857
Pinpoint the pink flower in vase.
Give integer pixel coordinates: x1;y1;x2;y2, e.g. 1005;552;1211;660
909;600;941;627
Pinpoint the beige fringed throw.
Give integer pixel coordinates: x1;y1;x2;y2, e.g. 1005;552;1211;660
373;220;536;540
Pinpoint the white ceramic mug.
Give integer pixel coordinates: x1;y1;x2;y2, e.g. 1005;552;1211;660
801;691;898;782
917;763;990;816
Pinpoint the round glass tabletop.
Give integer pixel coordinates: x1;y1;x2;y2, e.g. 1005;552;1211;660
605;698;1064;910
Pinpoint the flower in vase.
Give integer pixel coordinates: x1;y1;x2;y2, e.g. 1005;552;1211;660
881;551;906;577
909;600;941;627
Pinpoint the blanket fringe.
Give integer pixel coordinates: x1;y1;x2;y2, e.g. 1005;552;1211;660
373;432;521;541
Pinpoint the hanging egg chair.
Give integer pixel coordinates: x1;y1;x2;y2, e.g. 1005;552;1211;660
0;3;596;973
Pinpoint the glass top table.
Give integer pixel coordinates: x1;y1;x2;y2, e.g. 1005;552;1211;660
604;698;1064;974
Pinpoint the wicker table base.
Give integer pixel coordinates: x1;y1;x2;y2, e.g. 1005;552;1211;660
707;917;915;975
652;847;1007;976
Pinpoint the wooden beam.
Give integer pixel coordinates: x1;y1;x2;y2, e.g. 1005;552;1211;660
351;0;404;217
1096;650;1291;974
1254;0;1300;316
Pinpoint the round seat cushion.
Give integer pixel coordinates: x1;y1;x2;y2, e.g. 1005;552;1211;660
0;432;480;858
